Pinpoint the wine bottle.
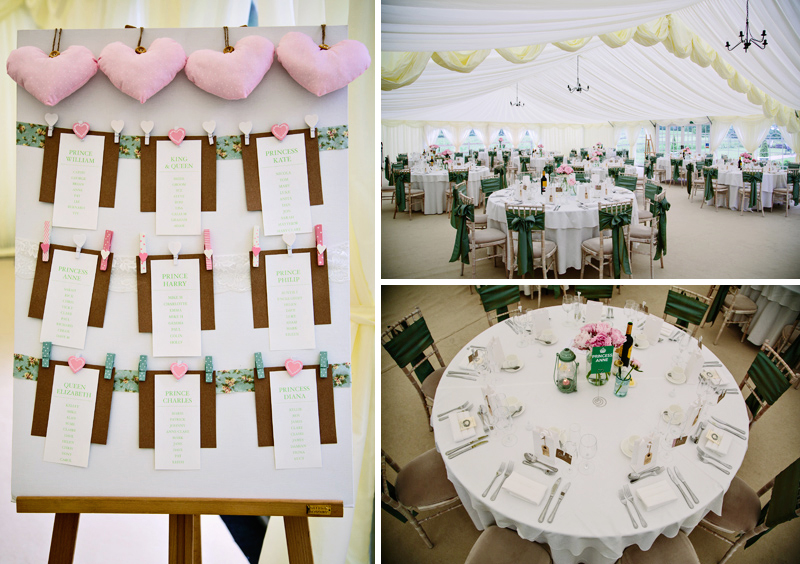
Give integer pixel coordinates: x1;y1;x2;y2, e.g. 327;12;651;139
541;170;547;189
738;157;742;170
621;322;634;366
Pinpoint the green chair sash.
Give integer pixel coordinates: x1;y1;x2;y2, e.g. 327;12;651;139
381;478;411;523
575;172;587;183
656;152;664;158
704;156;713;167
573;285;613;300
493;165;507;188
488;150;497;168
506;210;545;277
672;160;681;181
743;171;762;208
520;156;530;172
544;163;554;175
597;208;632;279
476;285;520;321
394;171;410;211
449;200;474;264
703;167;717;201
645;157;655;179
384;156;390;181
481;176;503;197
580;149;588;160
685;163;694;194
449;171;469;184
455;152;463;159
382;317;436;381
651;196;670;261
744;351;791;418
784;330;800;367
664;289;708;327
554;156;564;167
789;170;800;205
624;159;635;166
644;181;662;202
615;175;636;191
745;456;800;549
705;285;731;324
450;185;467;228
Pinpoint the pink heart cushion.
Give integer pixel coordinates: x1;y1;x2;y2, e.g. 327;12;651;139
98;38;187;103
276;32;370;97
6;45;98;106
185;35;275;100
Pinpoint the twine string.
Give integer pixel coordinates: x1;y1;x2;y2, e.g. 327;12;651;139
49;28;62;57
223;26;234;53
319;24;329;50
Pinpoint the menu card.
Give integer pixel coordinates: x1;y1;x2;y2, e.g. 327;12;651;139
265;253;316;350
156;140;202;235
52;133;104;230
585;300;603;324
42;365;99;467
150;259;202;357
257;133;312;236
269;368;322;469
154;373;201;470
40;249;98;349
643;316;663;344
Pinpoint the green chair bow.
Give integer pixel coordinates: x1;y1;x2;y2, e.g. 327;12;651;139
575;172;587;183
488;150;497;168
664;289;708;328
672;160;681;181
685;162;694;194
704;156;713;167
455;152;463;159
520;156;530;172
644;158;654;179
384;156;390;181
706;285;731;324
703;167;718;202
554;155;564;167
789;170;800;205
394;171;410;211
390;161;404;186
449;170;468;185
475;285;520;322
574;285;613;300
656;152;664;158
651;195;670;260
570;150;577;158
449;198;474;264
744;351;792;419
481;176;503;200
614;175;636;191
608;167;623;182
580;149;589;160
743;171;762;209
624;159;635;166
502;151;510;167
544;163;554;175
493;165;507;187
598;206;632;278
505;209;545;277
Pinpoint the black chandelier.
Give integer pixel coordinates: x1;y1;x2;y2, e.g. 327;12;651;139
567;55;589;93
726;0;767;53
510;83;525;107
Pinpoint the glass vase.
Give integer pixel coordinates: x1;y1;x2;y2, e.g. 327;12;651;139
614;375;630;397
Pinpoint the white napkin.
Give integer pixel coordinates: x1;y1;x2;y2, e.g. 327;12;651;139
660;324;676;337
449;411;477;443
704;425;732;456
635;479;678;511
502;472;548;504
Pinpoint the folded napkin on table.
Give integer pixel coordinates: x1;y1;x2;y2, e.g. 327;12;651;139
704;425;732;456
660;324;676;337
635;479;678;511
449;411;477;443
502;472;548;504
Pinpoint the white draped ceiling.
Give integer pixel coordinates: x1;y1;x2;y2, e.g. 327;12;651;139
381;0;800;152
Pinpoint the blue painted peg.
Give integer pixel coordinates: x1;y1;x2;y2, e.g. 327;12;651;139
41;342;52;368
205;356;213;383
138;355;147;382
255;352;264;379
104;353;115;380
319;351;328;378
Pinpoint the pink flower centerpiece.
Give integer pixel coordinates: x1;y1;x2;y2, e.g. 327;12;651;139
556;164;574;175
740;151;754;164
441;149;453;159
573;322;625;351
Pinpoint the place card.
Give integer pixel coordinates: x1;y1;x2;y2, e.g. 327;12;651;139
51;133;104;230
265;253;316;350
533;427;556;462
269;368;322;469
630;435;660;472
257;133;312;236
156;139;202;235
589;346;614;375
555;448;572;465
585;300;603;324
154;373;201;469
40;249;98;349
42;364;99;467
150;258;201;357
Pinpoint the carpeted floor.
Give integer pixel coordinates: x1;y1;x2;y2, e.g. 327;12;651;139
381;284;800;564
380;178;800;279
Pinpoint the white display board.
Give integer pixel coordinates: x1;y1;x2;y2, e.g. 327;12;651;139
12;27;353;505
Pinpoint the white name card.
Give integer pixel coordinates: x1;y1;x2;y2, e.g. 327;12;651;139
270;369;322;469
52;133;104;230
40;250;97;349
154;373;201;470
156;140;202;235
150;258;201;357
257;133;312;236
42;365;98;467
265;253;316;350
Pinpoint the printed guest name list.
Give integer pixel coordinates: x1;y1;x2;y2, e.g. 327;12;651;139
150;259;201;357
155;373;201;470
156;140;202;235
40;250;97;349
43;365;99;467
270;369;322;469
257;133;312;236
265;253;316;350
52;133;105;230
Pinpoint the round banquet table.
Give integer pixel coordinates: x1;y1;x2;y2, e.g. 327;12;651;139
432;306;749;564
740;285;800;346
717;169;788;210
486;186;639;274
410;169;449;214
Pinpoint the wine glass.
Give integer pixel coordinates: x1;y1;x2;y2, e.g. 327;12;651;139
517;310;530;348
677;330;692;355
624;300;636;324
562;294;574;325
563;441;578;475
635;302;647;328
489;393;517;447
579;434;597;474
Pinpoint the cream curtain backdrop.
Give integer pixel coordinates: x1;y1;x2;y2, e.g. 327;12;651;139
0;2;375;564
731;115;773;154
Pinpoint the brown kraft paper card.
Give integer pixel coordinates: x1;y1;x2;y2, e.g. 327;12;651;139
253;364;336;447
28;244;113;328
139;135;217;212
240;128;323;211
40;127;119;208
136;255;215;333
31;360;115;445
249;248;330;329
138;370;217;448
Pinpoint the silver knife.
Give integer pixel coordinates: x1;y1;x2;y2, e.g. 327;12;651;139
447;440;488;459
674;467;699;504
547;482;571;523
478;407;490;433
710;416;747;436
446;374;478;381
667;467;694;509
445;435;488;456
447;370;478;376
539;477;562;523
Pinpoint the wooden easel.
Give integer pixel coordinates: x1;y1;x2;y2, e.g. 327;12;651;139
644;135;655;158
17;496;343;564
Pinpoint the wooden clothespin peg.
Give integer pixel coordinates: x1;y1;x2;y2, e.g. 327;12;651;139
41;342;52;368
255;352;264;379
305;114;319;138
319;351;328;377
111;120;124;143
138;355;147;382
202;120;216;146
203;229;213;270
104;353;115;380
73;234;86;259
141;120;154;145
100;230;113;271
168;241;181;266
315;224;325;266
252;226;261;267
282;232;296;255
41;220;51;262
239;121;252;146
205;356;213;383
44;113;58;137
138;233;148;274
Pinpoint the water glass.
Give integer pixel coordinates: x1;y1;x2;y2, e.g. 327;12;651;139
579;434;597;474
562;294;574;324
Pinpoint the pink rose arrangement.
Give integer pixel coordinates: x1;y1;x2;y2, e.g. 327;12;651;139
537;143;543;148
442;149;453;158
573;322;625;351
556;164;574;175
568;177;577;186
429;144;440;154
740;151;754;163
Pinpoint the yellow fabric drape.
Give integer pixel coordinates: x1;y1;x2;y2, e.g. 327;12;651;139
553;36;591;52
495;44;544;63
381;50;432;90
632;16;670;46
432;49;491;72
599;27;635;48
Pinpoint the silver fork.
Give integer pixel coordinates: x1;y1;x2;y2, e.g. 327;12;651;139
618;489;638;528
491;461;514;501
482;462;506;498
623;483;647;527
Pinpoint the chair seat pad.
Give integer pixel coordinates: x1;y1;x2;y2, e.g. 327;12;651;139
702;476;761;534
581;237;613;254
420;367;445;400
724;293;758;313
620;531;699;564
381;187;394;193
638;210;653;220
396;448;458;509
474;228;507;245
530;239;557;258
407;189;424;195
629;225;654;239
465;526;552;564
474;213;488;224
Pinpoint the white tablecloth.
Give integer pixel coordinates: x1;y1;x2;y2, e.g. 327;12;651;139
740;285;800;346
656;157;671;172
411;170;449;214
432;306;749;564
720;170;788;210
486;187;638;274
465;166;494;203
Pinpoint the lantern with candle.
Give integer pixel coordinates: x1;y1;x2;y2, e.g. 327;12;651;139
553;348;578;393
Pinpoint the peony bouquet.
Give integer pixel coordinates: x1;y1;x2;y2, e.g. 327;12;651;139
573;322;626;351
740;152;754;163
556;164;574;175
